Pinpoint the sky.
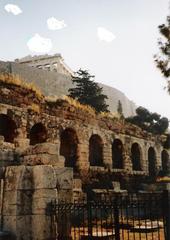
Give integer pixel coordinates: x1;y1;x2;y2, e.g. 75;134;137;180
0;0;170;118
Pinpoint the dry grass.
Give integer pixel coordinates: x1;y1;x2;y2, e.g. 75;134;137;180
45;95;59;102
0;73;43;99
45;95;121;120
99;111;121;119
62;96;96;116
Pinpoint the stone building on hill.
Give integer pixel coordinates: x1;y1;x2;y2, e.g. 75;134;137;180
15;54;73;76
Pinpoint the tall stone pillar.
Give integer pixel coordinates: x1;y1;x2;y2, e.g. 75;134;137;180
2;165;58;240
76;142;89;173
124;137;133;173
103;143;112;169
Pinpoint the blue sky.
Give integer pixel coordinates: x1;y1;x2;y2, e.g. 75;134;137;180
0;0;170;118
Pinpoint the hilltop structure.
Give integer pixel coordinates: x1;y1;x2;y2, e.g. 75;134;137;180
15;54;73;76
0;74;169;239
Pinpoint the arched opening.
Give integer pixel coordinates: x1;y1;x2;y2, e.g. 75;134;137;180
148;147;156;177
0;114;17;143
131;143;142;171
89;134;103;166
30;123;47;145
60;128;79;169
161;150;169;172
112;139;124;169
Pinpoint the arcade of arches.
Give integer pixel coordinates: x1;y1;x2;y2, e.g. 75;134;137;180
0;110;169;176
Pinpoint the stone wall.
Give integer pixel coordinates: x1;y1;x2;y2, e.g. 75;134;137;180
0;81;167;176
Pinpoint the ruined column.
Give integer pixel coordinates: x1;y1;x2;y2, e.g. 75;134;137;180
2;165;58;240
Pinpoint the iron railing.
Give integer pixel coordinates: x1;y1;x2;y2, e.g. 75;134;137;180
49;191;169;240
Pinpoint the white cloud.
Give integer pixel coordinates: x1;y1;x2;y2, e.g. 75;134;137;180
27;34;52;53
47;17;67;30
4;4;22;15
97;27;116;42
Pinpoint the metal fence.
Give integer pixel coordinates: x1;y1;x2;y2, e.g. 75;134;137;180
49;191;170;240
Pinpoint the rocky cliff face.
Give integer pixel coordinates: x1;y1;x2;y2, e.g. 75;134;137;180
0;61;136;117
99;83;136;117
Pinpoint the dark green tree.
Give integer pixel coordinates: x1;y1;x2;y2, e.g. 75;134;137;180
117;100;124;117
126;106;169;134
155;15;170;92
68;69;109;113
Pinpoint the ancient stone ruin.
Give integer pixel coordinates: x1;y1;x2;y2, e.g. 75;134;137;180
0;76;169;239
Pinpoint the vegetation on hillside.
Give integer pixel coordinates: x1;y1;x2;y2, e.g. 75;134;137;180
0;72;43;99
126;106;169;134
68;69;109;113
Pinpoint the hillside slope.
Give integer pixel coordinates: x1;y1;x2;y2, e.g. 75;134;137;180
0;61;136;117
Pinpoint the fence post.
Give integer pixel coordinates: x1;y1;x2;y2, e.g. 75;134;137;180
87;200;93;238
162;189;170;240
114;196;120;240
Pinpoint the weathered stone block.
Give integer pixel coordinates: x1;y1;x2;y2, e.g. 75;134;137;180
58;189;73;202
33;188;57;199
15;138;29;149
3;190;34;216
3;216;17;237
33;165;56;189
22;154;59;166
55;167;73;190
73;178;82;190
23;143;59;155
5;166;33;191
15;215;33;240
32;215;52;240
3;211;53;239
3;190;17;216
32;189;57;214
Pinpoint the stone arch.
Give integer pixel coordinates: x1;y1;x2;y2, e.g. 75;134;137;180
0;114;17;143
60;128;79;169
148;147;157;177
161;150;169;172
112;139;124;169
89;134;103;166
30;123;47;145
131;142;142;171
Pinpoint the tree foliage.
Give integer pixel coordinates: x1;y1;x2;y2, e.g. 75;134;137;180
126;106;169;134
155;16;170;92
68;69;109;113
117;100;124;117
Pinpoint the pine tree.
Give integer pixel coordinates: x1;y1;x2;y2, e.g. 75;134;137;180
117;100;123;117
68;69;109;113
155;16;170;92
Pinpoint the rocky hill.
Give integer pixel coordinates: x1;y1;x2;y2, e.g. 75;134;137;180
0;61;136;117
